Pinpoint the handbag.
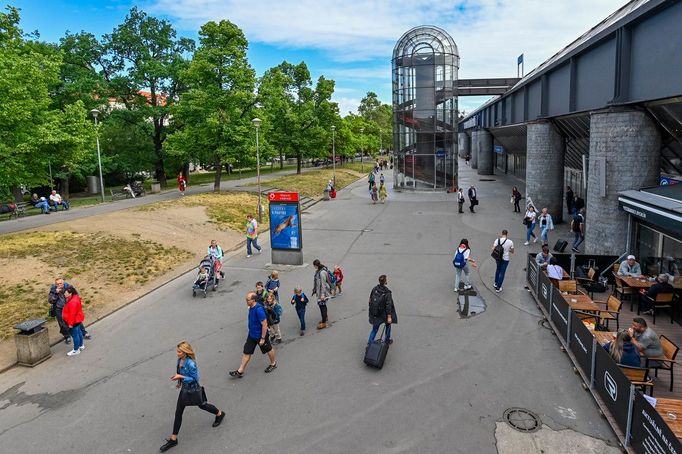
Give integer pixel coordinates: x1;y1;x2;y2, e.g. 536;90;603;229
523;217;530;226
181;385;207;406
510;196;514;204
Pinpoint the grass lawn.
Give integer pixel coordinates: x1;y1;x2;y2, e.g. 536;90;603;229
187;163;299;186
136;191;268;231
251;168;364;198
337;161;376;174
0;231;192;339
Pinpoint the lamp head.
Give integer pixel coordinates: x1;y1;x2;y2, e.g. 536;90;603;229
251;117;262;128
90;109;100;119
331;125;336;131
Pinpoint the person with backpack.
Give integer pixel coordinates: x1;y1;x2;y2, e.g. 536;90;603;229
265;270;280;303
368;171;376;192
368;275;397;345
491;229;514;293
311;259;333;329
453;239;477;292
290;286;309;336
264;292;283;344
571;209;585;252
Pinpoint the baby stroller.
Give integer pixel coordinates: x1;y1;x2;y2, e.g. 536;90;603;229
192;255;218;297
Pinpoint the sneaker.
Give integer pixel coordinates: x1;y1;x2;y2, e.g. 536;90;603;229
495;288;502;293
66;349;80;356
212;412;225;428
330;294;336;299
228;370;244;378
524;241;529;246
275;338;282;344
79;344;85;351
533;237;538;243
160;438;178;452
463;285;473;290
246;254;252;258
264;363;277;373
84;333;91;340
300;330;305;336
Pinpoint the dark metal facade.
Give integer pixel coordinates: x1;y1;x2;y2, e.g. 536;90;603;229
392;26;459;190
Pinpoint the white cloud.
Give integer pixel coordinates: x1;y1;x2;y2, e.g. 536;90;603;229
334;96;362;117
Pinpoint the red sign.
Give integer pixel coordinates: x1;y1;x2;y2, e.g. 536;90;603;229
268;192;299;202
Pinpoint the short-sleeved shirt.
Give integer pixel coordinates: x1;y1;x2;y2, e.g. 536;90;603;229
246;219;257;239
248;304;267;339
525;210;537;223
493;237;514;261
636;328;663;358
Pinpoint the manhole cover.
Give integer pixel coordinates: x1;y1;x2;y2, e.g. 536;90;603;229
503;408;541;433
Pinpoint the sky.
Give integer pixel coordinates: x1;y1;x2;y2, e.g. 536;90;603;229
10;0;628;116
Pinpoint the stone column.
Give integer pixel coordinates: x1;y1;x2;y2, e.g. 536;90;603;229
476;129;494;175
526;121;565;223
470;130;479;169
585;108;660;255
458;132;470;158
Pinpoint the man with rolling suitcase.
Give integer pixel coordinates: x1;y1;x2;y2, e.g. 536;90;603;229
365;275;397;369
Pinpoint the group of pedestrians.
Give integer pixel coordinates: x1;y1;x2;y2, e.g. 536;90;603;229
368;171;388;204
455;185;478;213
47;278;91;356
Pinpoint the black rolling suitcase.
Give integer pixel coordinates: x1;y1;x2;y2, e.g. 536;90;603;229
553;240;568;252
364;327;389;369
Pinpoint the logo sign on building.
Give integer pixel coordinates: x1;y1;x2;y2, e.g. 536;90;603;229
494;145;505;154
268;192;302;251
593;345;631;434
569;310;594;379
630;391;682;454
660;176;680;186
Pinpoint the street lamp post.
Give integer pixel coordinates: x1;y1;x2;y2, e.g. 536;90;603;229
252;117;263;223
331;125;336;187
359;127;364;172
379;129;383;155
90;109;105;203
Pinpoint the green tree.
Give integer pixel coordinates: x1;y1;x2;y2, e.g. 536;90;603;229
167;20;256;192
358;92;392;155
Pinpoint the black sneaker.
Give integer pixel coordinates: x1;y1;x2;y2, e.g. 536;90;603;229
212;411;225;427
264;363;277;373
228;370;244;378
160;438;178;452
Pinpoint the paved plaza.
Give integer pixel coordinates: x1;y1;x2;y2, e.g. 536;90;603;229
0;163;619;453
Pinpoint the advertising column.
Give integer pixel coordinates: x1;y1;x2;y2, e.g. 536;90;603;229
268;192;303;265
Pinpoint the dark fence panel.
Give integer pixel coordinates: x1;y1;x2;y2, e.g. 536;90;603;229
593;344;632;434
538;268;553;313
550;286;569;341
630;391;682;453
527;253;539;296
569;310;594;380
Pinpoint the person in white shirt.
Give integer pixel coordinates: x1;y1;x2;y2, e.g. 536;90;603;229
48;190;69;211
491;229;514;292
524;205;537;245
452;239;477;291
618;255;643;277
546;258;565;280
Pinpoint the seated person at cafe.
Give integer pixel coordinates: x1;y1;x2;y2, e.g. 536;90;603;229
617;255;643;277
639;274;675;315
546;257;565;281
603;330;641;368
628;317;663;365
535;244;553;268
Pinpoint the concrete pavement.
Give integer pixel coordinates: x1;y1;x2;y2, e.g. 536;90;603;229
0;161;619;453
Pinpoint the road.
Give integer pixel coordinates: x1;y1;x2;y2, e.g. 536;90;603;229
0;163;618;453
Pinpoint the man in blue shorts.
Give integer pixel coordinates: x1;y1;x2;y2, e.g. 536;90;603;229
229;292;277;378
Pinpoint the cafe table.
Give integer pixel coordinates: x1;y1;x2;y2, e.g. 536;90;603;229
621;276;682;290
592;331;617;346
652;397;682;439
561;293;601;312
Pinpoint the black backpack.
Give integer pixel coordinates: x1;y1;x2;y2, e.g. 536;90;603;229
491;238;506;261
368;288;385;317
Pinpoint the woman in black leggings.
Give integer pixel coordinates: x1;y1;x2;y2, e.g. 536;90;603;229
160;341;225;452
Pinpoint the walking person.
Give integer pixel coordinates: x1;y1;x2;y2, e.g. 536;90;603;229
177;172;187;196
566;186;574;215
571;209;585;252
537;208;554;244
332;265;344;297
468;185;478;213
465;154;470;166
229;292;277;378
245;214;262;257
62;287;85;356
159;341;225;452
207;240;224;281
265;270;280;303
368;275;397;345
457;187;465;213
378;182;387;203
264;292;282;344
291;286;309;336
573;195;585;215
491;229;514;293
368;171;375;192
511;186;522;213
452;239;477;291
371;183;378;204
311;259;332;329
523;205;538;245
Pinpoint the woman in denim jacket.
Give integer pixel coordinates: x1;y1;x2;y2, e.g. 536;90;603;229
160;341;225;452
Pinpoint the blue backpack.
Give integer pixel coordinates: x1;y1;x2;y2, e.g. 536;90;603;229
453;248;467;268
323;267;337;287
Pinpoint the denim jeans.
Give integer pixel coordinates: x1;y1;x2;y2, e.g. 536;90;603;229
454;265;470;289
526;222;536;241
573;232;584;249
246;237;261;255
540;226;550;243
70;323;83;350
494;259;510;289
35;201;50;213
296;307;306;331
368;322;391;343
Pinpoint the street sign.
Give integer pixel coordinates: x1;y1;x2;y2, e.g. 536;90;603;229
268;192;299;202
494;145;505;154
435;150;446;158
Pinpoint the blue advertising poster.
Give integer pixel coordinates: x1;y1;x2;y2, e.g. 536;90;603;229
269;203;301;250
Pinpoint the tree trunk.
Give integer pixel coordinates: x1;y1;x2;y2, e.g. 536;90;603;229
213;154;222;193
279;150;284;169
61;177;70;200
11;186;23;203
153;124;167;187
296;152;302;174
183;162;190;181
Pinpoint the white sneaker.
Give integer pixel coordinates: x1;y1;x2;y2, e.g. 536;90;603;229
533;238;538;243
496;288;502;293
67;350;80;356
524;241;529;245
463;285;472;290
246;254;252;258
79;344;85;351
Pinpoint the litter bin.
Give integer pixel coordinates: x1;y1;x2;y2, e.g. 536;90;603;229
151;181;161;193
323;189;330;201
14;319;51;367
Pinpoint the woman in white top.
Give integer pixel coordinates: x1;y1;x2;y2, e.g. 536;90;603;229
524;206;538;245
452;239;477;291
537;207;554;244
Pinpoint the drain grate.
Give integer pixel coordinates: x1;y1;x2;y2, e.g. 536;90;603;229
503;408;541;433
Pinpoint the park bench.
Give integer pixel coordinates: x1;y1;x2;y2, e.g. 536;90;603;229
110;188;131;201
7;202;27;220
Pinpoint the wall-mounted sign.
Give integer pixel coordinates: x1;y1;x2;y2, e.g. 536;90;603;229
494;145;505;154
660;176;680;186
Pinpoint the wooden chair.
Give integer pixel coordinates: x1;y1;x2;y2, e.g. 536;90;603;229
594;295;622;330
639;292;675;324
619;365;655;396
613;274;636;310
576;268;597;298
558;280;579;294
646;335;680;392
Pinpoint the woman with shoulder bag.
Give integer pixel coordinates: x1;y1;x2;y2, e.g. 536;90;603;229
523;205;538;245
160;341;225;452
511;187;522;212
537;207;554;244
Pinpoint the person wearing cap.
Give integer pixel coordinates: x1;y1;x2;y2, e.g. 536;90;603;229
618;255;643;277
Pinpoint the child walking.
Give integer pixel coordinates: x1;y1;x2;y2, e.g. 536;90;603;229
265;271;280;303
379;182;387;203
290;286;309;336
265;292;283;344
332;265;344;297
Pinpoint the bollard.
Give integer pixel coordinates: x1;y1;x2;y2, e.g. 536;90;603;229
14;319;51;367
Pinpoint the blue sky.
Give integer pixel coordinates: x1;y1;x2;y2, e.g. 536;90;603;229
9;0;626;115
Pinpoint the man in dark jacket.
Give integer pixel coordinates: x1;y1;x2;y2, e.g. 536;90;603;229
467;185;477;213
368;275;397;344
639;274;675;314
48;278;72;344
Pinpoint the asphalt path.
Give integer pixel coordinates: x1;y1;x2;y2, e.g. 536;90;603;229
0;163;618;453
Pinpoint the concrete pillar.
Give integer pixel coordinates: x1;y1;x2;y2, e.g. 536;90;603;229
526;121;565;223
470;130;479;169
458;132;470;158
585;108;660;255
476;129;494;175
